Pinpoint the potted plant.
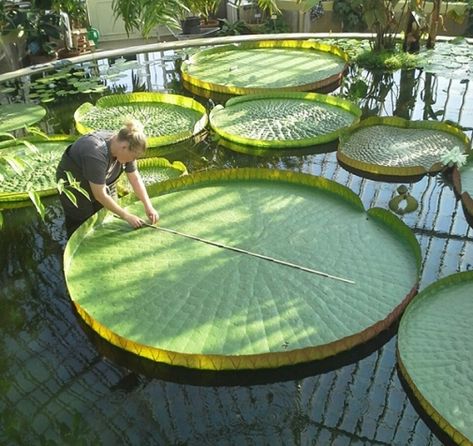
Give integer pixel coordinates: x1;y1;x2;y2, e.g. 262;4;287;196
25;9;63;64
112;0;280;38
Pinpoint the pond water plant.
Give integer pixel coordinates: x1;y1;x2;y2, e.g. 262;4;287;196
337;116;471;180
180;40;349;95
65;168;421;370
74;92;208;147
397;270;473;445
1;34;473;446
209;92;361;148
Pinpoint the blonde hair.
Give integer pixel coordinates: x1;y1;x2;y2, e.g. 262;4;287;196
117;118;147;156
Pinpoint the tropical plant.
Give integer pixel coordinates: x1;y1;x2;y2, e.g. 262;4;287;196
111;0;280;37
24;9;63;57
216;18;253;35
0;0;27;36
333;0;366;31
50;0;88;27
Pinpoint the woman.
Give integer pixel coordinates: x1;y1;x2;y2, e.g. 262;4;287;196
56;119;159;237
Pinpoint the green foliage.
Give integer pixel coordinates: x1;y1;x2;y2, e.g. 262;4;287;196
0;0;27;35
333;0;366;31
356;46;420;71
111;0;280;37
258;15;290;34
51;0;88;26
216;19;253;36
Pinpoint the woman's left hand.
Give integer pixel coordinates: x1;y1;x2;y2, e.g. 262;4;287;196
145;205;159;224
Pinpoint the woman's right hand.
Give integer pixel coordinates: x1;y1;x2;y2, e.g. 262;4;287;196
123;212;144;229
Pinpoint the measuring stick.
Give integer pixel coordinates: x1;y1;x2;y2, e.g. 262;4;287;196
141;222;355;285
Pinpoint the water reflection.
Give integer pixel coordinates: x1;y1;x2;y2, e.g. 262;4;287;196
1;44;473;445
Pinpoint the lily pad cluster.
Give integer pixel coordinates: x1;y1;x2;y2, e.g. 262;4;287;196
210;92;361;149
74;92;208;147
420;38;473;80
26;67;108;104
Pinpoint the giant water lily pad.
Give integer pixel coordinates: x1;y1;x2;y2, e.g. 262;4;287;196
0;104;47;133
0;136;74;209
209;93;361;148
452;154;473;226
116;157;187;196
65;169;420;371
397;271;473;445
74;92;208;148
338;117;470;179
181;40;349;95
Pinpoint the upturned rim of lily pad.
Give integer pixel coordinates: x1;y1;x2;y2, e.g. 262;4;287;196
397;270;473;446
209;92;362;149
65;168;421;371
181;40;349;95
452;154;473;226
74;92;208;147
337;116;470;178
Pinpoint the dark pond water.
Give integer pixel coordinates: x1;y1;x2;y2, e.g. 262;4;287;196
1;42;473;445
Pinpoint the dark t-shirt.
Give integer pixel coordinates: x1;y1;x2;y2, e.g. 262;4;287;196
56;131;136;222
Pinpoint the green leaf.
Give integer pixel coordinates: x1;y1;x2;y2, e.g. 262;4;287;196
74;92;208;148
0;104;47;133
0;211;3;230
28;190;45;220
3;155;27;174
65;168;419;371
61;188;79;207
65;171;90;200
209;92;361;149
398;271;473;444
25;127;50;140
181;40;349;95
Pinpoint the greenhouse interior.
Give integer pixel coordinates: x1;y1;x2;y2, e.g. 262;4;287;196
1;1;473;445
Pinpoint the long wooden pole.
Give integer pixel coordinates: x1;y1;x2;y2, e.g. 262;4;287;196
142;223;355;285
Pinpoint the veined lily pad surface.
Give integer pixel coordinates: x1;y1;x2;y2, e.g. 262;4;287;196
65;169;420;371
209;93;361;148
74;92;208;147
0;137;74;208
397;271;473;445
117;157;187;196
0;103;47;132
181;40;349;95
338;117;470;178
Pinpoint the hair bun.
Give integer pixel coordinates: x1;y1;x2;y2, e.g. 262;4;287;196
123;117;144;134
